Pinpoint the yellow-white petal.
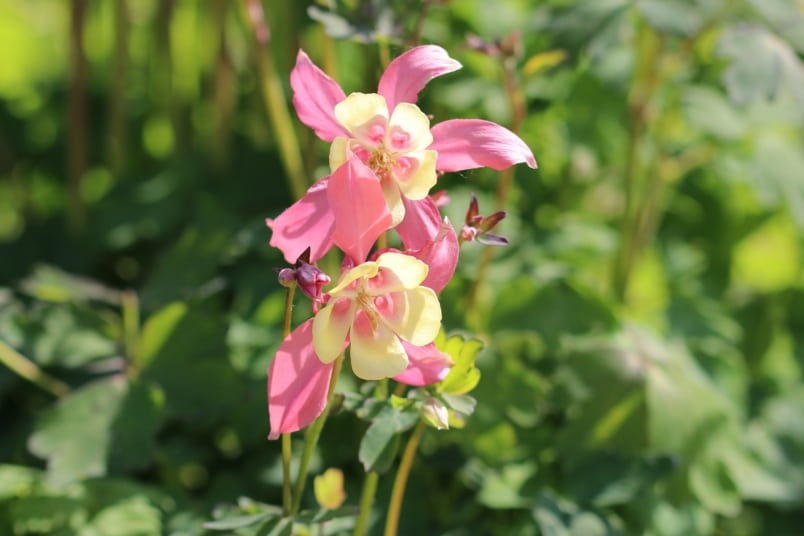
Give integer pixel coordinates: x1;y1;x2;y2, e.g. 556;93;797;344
313;297;355;363
380;177;405;226
378;287;441;346
334;93;389;147
387;103;433;152
392;150;437;200
375;252;429;290
329;137;349;172
328;261;379;296
349;310;409;380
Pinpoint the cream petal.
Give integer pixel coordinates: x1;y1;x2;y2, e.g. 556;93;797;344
388;103;433;152
377;287;441;346
392;150;437;200
329;137;349;172
379;177;405;226
349;310;409;380
313;297;355;363
328;261;379;295
334;93;389;148
374;252;429;291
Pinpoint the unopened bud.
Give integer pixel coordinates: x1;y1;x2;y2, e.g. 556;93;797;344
296;261;331;303
278;268;297;288
422;398;450;430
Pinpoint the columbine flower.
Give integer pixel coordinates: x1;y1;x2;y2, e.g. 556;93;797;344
328;93;437;225
266;252;451;439
313;252;441;380
268;45;536;266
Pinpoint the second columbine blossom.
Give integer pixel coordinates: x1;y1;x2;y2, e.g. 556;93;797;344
314;252;442;380
267;252;451;439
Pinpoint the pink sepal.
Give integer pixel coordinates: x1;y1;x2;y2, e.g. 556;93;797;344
267;180;335;264
378;45;462;110
267;319;334;439
430;119;537;171
290;50;348;142
396;196;442;251
394;341;453;386
327;155;393;263
408;219;459;293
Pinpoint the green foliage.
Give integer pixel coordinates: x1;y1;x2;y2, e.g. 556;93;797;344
1;0;803;534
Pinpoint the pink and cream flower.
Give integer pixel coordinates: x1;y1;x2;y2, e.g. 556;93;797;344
267;44;536;266
313;252;441;380
266;252;451;439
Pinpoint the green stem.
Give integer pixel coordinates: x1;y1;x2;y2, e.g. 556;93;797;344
612;23;663;302
280;284;296;515
67;0;88;235
291;353;344;514
353;378;390;534
107;0;129;176
242;0;308;200
384;420;425;536
353;471;379;536
409;0;432;46
0;340;70;398
121;290;140;378
281;433;293;516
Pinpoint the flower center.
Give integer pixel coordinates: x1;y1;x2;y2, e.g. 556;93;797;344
368;148;395;179
356;288;380;330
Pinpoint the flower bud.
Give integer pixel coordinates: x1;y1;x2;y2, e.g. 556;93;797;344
422;398;450;430
277;268;297;288
296;261;331;303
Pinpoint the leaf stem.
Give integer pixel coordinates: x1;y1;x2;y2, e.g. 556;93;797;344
291;352;344;514
0;340;70;398
383;420;425;536
353;471;379;536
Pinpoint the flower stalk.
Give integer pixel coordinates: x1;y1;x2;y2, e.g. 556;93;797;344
384;420;426;536
291;353;344;514
353;471;379;536
280;283;296;515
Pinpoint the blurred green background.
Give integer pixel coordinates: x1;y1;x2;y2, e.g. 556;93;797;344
1;0;804;534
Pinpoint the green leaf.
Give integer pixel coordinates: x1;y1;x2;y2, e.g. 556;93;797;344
19;264;121;305
29;379;126;485
0;465;42;500
295;505;358;524
531;492;620;536
84;495;163;536
718;25;804;111
682;86;747;140
490;278;617;346
27;303;119;369
8;496;85;535
566;453;677;507
28;378;164;486
358;404;419;473
203;512;275;531
138;302;240;425
441;393;477;417
255;517;293;536
437;333;483;395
